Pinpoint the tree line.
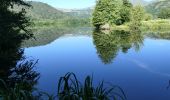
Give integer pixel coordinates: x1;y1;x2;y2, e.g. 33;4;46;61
92;0;170;29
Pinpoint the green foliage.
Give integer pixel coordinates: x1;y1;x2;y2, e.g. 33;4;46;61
143;13;153;21
141;19;170;31
58;72;126;100
92;0;108;28
92;0;124;28
117;0;132;25
157;8;170;19
129;5;145;30
92;0;133;28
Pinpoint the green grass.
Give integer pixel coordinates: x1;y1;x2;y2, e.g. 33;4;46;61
110;19;170;32
141;19;170;31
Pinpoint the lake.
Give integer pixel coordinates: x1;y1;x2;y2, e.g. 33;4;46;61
24;27;170;100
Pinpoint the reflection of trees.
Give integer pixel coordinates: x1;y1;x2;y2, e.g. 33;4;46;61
146;32;170;40
93;30;144;64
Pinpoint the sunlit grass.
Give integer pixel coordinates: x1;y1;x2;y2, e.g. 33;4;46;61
110;19;170;32
141;19;170;31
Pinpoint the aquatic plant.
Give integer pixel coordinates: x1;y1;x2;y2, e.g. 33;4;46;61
0;72;126;100
58;72;126;100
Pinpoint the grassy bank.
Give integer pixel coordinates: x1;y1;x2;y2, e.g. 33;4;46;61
111;19;170;32
141;19;170;31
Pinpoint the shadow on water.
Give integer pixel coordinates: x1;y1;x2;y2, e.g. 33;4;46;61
93;30;144;64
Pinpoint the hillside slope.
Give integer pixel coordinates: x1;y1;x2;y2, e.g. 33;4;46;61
130;0;148;5
18;1;68;19
145;0;170;17
14;1;92;20
64;8;93;19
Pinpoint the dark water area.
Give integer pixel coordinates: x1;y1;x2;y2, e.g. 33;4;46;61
23;27;170;100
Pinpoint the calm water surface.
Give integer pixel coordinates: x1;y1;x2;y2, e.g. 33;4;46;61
24;27;170;100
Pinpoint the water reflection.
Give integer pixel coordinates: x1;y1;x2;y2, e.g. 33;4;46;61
22;27;92;48
93;30;144;64
145;32;170;40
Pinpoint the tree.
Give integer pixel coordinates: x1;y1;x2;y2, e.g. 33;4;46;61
117;0;132;25
0;0;33;43
129;5;145;30
92;0;123;28
92;0;105;29
0;0;39;95
144;13;153;21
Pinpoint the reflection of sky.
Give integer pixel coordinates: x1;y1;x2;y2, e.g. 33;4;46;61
27;0;153;9
25;36;170;100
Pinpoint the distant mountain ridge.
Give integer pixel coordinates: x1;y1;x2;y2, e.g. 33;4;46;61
14;1;92;20
130;0;149;5
65;8;93;19
14;0;166;20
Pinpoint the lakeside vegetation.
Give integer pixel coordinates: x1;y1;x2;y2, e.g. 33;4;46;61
12;0;170;32
92;0;170;31
23;0;170;34
0;73;126;100
111;19;170;31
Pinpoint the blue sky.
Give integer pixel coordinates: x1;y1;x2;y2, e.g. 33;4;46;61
29;0;153;9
